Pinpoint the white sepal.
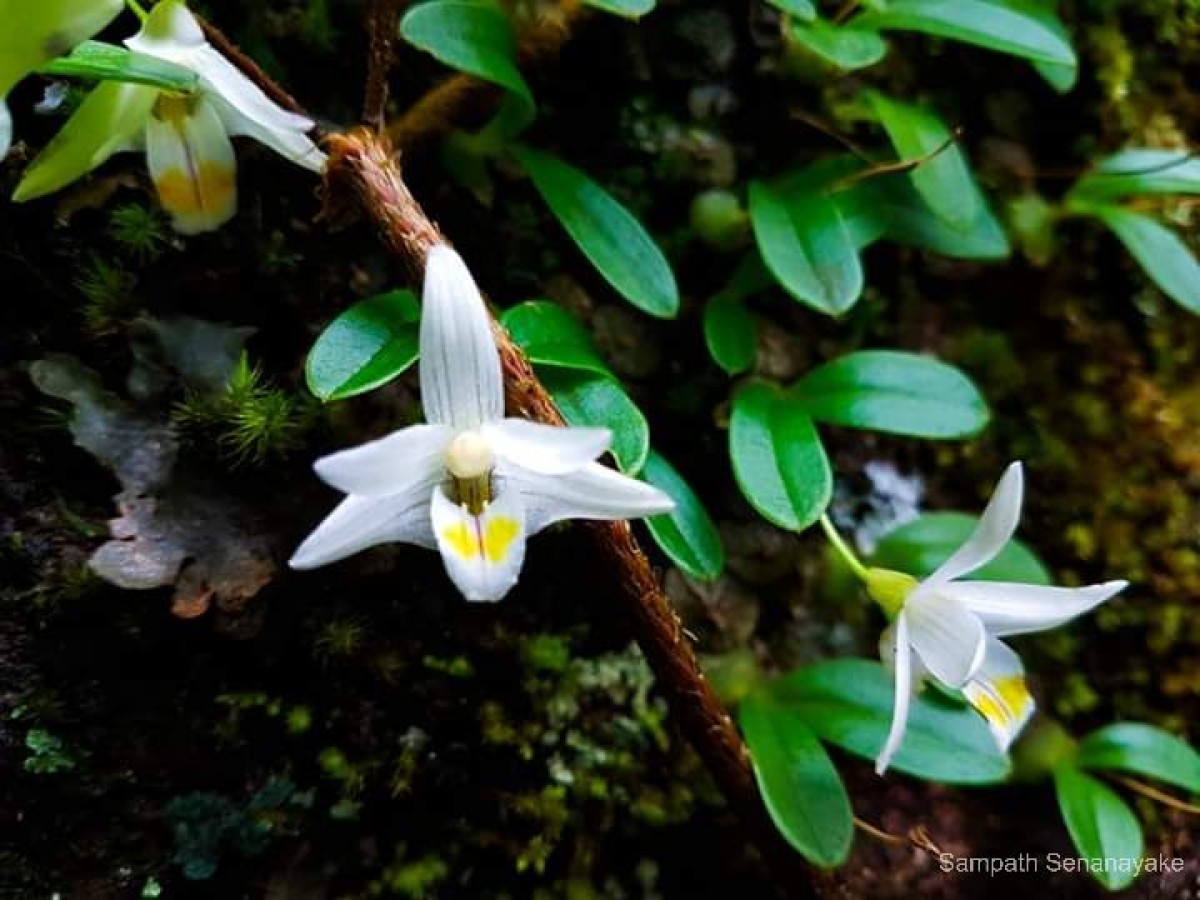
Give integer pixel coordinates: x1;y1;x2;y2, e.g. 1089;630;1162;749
876;611;914;775
488;418;610;474
430;484;526;603
0;99;10;160
289;485;439;570
507;461;675;536
903;591;987;687
313;423;451;498
420;244;505;429
922;461;1024;590
941;579;1128;637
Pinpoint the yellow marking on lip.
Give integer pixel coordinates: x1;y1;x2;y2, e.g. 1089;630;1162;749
155;162;235;217
441;516;520;563
967;675;1031;728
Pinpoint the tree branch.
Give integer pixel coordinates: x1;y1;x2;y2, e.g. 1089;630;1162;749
362;0;407;130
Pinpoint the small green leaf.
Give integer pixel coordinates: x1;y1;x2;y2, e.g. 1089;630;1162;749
856;0;1077;66
581;0;655;17
704;293;756;376
789;16;887;69
1054;766;1144;890
768;658;1010;784
740;689;853;867
641;451;725;580
512;145;680;319
864;91;977;229
1077;723;1200;794
873;512;1051;584
400;0;534;125
541;368;649;475
1070;149;1200;203
501;301;611;376
766;0;817;20
836;173;1010;259
730;381;831;532
749;179;863;316
788;350;989;439
1022;0;1077;91
306;290;422;401
1090;206;1200;314
39;41;200;93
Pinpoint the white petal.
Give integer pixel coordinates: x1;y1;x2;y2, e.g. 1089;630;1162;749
0;98;10;160
962;638;1035;752
941;579;1127;637
486;418;610;475
208;89;326;172
876;611;913;775
504;461;674;536
313;423;451;498
145;95;237;234
420;244;504;429
289;487;436;570
430;483;526;603
905;591;987;688
923;461;1024;589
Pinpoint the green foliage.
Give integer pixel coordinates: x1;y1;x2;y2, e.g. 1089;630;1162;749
108;203;171;263
640;450;725;580
580;0;656;17
512;145;680;319
767;659;1011;784
1076;722;1200;793
854;0;1077;66
739;689;853;867
501;300;611;376
1069;149;1200;202
39;41;199;93
765;0;816;19
703;256;770;375
165;780;295;880
306;290;421;401
863;91;978;229
74;253;139;335
1086;206;1200;314
788;15;888;70
730;380;831;531
749;178;862;316
399;0;534;125
1053;766;1143;890
23;728;76;774
175;355;309;466
872;512;1052;584
540;368;649;474
787;350;990;439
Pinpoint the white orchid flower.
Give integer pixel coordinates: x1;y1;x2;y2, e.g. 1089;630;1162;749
13;0;324;234
870;462;1128;774
290;244;675;603
0;0;125;157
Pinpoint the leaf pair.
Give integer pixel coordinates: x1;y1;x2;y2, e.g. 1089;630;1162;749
741;658;1009;866
731;352;989;531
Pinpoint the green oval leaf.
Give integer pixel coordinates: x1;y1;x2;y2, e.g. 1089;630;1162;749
703;292;756;376
740;689;853;867
1070;149;1200;202
39;41;200;93
540;368;649;475
769;658;1011;784
1090;206;1200;314
789;17;888;70
766;0;817;20
749;179;863;316
400;0;533;113
1077;723;1200;794
855;0;1077;66
640;450;725;580
788;350;989;439
512;145;680;319
730;381;831;532
581;0;655;17
1054;765;1144;890
500;301;611;376
864;91;978;229
305;290;421;402
873;512;1051;584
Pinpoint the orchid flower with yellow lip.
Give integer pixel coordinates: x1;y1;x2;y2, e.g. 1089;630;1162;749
13;0;324;234
0;0;125;158
866;462;1128;774
290;244;675;603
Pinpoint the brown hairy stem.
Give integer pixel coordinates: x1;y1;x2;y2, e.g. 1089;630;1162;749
362;0;408;130
198;16;814;894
